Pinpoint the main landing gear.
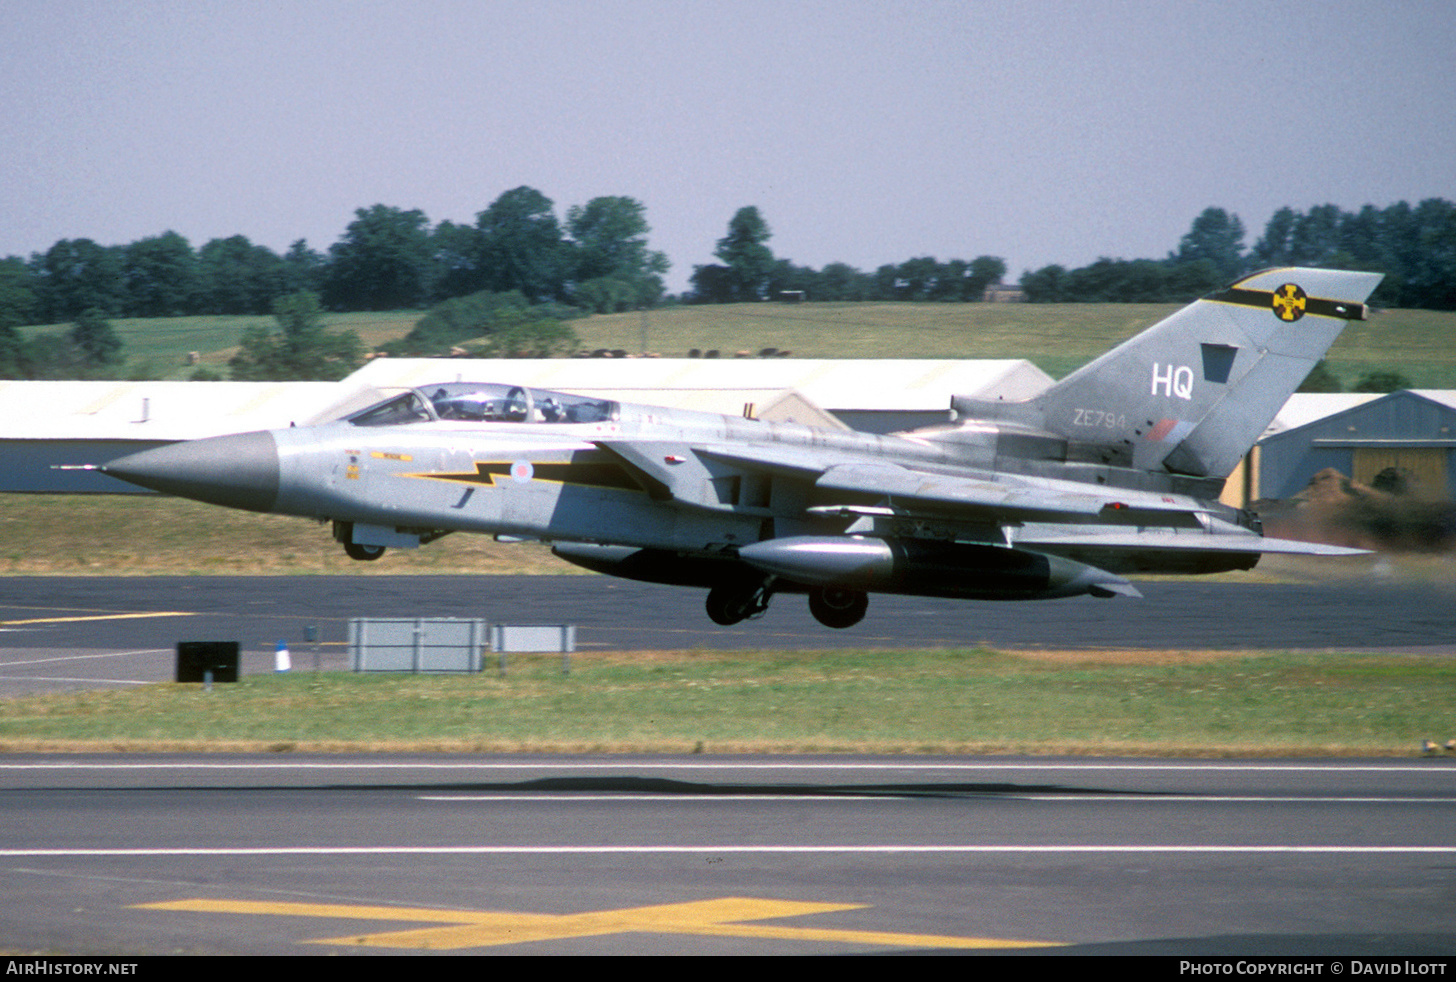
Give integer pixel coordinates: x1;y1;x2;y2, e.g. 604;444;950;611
705;581;773;626
807;586;869;629
705;581;870;629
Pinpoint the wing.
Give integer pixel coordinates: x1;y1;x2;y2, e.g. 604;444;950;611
810;461;1202;527
698;443;1207;527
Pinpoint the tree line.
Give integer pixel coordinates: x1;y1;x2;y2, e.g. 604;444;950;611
0;189;668;327
1021;201;1456;309
685;205;1012;304
1;192;1452;380
689;201;1456;311
6;193;1452;326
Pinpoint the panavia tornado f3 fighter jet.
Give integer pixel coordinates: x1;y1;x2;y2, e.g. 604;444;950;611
102;267;1380;629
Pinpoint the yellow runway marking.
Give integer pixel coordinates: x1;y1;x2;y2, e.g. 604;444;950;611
0;612;193;627
135;896;1060;951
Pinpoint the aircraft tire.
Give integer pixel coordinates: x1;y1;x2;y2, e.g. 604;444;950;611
343;541;386;561
808;587;868;629
705;587;748;625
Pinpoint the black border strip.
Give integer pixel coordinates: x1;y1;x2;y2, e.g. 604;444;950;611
1206;287;1366;321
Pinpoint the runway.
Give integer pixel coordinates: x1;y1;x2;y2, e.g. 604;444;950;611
3;576;1454;955
1;754;1453;955
2;574;1454;697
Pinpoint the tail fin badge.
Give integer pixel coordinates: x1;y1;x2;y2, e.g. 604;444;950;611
1271;283;1307;321
1208;282;1367;321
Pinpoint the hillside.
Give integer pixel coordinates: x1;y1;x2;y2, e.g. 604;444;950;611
19;302;1456;390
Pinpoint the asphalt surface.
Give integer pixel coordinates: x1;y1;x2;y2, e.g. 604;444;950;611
0;573;1452;696
1;574;1454;696
1;754;1453;956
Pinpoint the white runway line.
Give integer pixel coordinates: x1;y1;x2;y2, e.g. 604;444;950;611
4;844;1456;858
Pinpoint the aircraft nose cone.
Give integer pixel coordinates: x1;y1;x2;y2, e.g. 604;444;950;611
102;430;280;513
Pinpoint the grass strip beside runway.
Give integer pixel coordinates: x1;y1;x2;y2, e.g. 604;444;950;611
0;647;1450;756
0;495;576;576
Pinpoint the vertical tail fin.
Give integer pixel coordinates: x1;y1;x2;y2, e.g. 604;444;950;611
1034;267;1384;478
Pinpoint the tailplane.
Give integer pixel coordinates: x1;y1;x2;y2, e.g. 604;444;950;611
1030;267;1383;478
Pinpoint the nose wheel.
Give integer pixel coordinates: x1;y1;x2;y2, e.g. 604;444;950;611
334;520;385;561
343;541;386;561
808;587;868;628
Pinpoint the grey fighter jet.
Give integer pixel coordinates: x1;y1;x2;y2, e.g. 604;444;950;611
102;267;1380;629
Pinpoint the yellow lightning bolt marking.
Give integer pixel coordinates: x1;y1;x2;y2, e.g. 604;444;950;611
134;896;1060;951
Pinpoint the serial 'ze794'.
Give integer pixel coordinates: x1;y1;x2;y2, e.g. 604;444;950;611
102;267;1380;629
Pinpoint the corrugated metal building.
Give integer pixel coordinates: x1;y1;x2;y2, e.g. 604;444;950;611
1253;390;1456;501
0;379;340;492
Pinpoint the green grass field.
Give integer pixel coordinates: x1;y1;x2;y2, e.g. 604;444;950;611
22;302;1456;388
21;311;421;378
0;494;576;575
1;646;1449;756
584;303;1456;388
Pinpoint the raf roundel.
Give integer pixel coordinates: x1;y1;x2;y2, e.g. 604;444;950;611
510;460;534;483
1271;283;1307;322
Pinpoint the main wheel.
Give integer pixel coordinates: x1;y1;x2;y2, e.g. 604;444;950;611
808;587;868;628
705;583;772;625
705;588;746;625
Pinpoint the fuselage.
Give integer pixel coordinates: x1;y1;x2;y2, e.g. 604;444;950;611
245;383;1236;566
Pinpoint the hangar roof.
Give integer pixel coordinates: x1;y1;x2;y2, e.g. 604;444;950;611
1261;391;1456;440
1261;394;1383;438
3;358;1054;442
0;379;340;441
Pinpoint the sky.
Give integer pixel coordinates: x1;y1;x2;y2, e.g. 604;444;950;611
3;0;1453;294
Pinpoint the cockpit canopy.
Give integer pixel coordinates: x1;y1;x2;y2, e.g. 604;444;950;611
347;382;619;428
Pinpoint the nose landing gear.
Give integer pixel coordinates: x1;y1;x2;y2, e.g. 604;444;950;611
343;540;386;561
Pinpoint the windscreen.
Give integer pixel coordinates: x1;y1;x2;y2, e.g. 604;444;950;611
346;390;434;427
